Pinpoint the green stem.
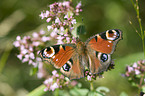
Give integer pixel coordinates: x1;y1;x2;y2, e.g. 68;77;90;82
142;38;145;59
26;84;46;96
131;0;145;58
54;88;59;96
90;81;94;91
0;45;12;73
138;74;144;94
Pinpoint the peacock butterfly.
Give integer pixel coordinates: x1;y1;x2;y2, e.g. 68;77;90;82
39;29;122;80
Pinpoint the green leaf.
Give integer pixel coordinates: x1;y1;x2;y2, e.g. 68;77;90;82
142;86;145;93
77;25;86;35
26;84;46;96
96;86;110;96
131;82;138;87
70;87;89;96
88;91;97;96
119;92;128;96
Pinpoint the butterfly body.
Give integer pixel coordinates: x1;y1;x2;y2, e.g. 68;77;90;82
39;29;122;80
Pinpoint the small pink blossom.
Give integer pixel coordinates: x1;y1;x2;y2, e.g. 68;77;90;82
55;17;60;23
50;83;59;91
63;1;70;7
22;57;29;63
47;25;52;31
17;54;23;60
32;32;39;38
28;60;33;64
50;31;57;37
52;70;57;75
45;11;50;17
127;66;134;73
13;41;20;47
135;69;140;75
39;30;45;35
39;12;45;19
76;1;82;9
29;53;35;59
46;18;51;23
133;63;137;68
60;26;64;32
71;19;76;24
44;78;53;84
16;36;21;40
42;36;51;42
29;46;33;51
21;49;28;54
87;75;92;81
44;87;49;92
32;41;40;46
64;14;68;19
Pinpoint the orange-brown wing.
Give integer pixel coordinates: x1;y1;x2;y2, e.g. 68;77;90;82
86;29;122;74
39;44;84;80
86;29;122;54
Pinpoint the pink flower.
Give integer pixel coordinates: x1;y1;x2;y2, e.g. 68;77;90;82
17;54;23;60
133;63;137;68
46;18;51;23
47;25;52;31
16;36;21;40
52;70;57;75
45;11;50;17
22;57;29;63
39;12;45;19
135;69;141;75
13;41;20;47
127;66;134;73
71;19;76;24
44;78;53;84
55;17;60;23
39;30;45;35
28;60;33;64
87;75;92;81
29;53;35;59
50;31;57;37
63;1;70;7
32;41;40;46
21;49;28;54
50;83;59;91
41;36;51;42
76;1;82;9
60;26;64;32
32;32;39;38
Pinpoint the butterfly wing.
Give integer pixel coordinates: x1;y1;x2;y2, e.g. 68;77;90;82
39;44;85;80
86;29;122;73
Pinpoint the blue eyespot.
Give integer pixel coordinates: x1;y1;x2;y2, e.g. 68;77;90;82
100;53;108;62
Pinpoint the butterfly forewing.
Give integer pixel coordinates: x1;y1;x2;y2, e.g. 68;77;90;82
86;29;122;74
86;29;122;54
39;44;85;80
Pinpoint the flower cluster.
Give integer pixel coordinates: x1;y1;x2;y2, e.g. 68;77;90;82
125;60;145;77
123;60;145;89
39;1;82;44
13;30;50;67
14;0;82;92
44;70;77;91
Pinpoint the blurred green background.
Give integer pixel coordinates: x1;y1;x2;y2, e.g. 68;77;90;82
0;0;144;96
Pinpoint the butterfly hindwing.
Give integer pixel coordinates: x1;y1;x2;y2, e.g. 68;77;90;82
39;44;85;80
